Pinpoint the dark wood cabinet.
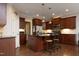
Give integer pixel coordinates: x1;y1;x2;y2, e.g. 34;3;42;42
60;34;76;45
20;33;26;45
0;37;15;56
32;18;42;35
0;3;6;27
32;18;42;26
28;35;44;51
46;16;76;29
19;17;26;29
19;17;26;45
46;18;61;29
61;16;76;29
52;18;61;25
46;22;53;29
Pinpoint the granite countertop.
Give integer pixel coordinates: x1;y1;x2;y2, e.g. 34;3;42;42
0;36;15;39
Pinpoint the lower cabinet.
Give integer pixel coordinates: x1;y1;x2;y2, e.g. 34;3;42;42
20;33;26;45
0;37;15;56
28;35;44;51
60;34;76;45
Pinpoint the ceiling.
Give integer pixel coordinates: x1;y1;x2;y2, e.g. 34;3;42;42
10;3;79;20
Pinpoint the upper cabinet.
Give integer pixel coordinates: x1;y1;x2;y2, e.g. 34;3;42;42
32;18;42;26
19;17;26;29
32;18;42;35
46;18;61;29
46;22;53;29
0;3;6;27
52;18;61;25
46;16;76;29
61;16;76;29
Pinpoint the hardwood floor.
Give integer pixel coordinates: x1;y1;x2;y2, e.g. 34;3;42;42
16;44;79;56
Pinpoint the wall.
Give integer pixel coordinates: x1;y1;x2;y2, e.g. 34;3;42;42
0;4;32;48
17;11;33;35
0;4;20;48
76;14;79;45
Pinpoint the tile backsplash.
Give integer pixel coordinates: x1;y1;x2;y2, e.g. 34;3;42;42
61;29;76;34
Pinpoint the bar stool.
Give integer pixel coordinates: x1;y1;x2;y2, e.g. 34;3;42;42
53;38;61;50
45;40;53;51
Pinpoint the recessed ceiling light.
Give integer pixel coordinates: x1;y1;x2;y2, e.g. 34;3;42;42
65;9;69;12
36;14;39;16
52;13;55;16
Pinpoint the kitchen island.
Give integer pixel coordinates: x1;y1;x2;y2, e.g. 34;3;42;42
0;36;15;56
27;35;53;51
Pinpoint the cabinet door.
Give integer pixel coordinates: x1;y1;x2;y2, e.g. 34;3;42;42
46;22;52;29
46;18;61;29
19;17;26;29
60;34;75;45
61;16;76;29
9;39;15;55
0;39;12;56
20;33;26;45
0;3;6;27
67;16;76;28
52;18;61;25
33;18;42;26
32;18;42;35
0;39;15;56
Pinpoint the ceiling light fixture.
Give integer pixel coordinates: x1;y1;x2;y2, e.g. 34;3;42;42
52;13;55;16
41;3;55;22
65;9;69;12
36;14;39;16
42;16;45;22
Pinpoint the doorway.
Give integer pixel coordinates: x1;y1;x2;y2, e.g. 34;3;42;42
19;17;26;46
19;17;31;46
25;22;31;46
25;22;31;35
